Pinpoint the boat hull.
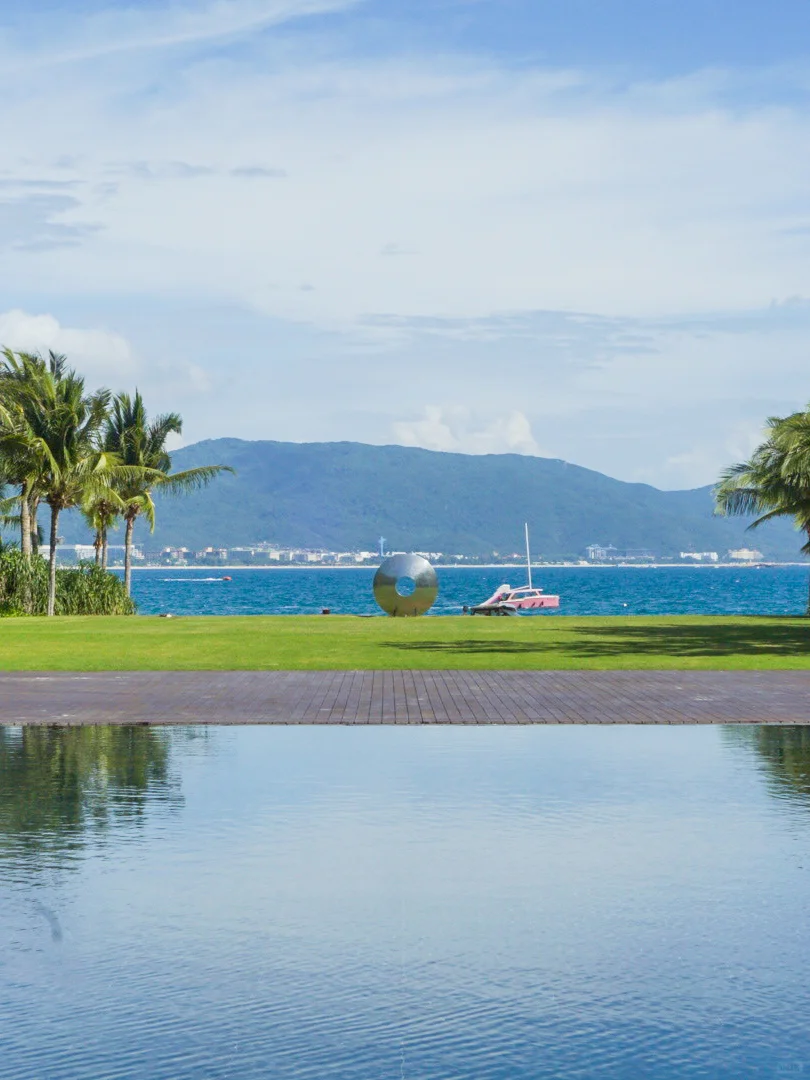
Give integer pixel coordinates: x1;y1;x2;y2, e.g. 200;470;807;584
508;596;559;610
470;595;560;615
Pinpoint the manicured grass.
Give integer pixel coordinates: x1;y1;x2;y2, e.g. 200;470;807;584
0;614;809;670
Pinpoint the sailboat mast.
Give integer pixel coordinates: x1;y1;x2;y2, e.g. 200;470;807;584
525;522;532;589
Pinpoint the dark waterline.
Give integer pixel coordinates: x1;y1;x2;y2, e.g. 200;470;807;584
123;564;810;617
2;724;810;1079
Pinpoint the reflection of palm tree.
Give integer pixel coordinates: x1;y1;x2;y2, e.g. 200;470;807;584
724;726;810;805
0;727;182;860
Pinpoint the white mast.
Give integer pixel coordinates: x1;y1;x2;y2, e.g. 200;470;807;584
525;522;532;589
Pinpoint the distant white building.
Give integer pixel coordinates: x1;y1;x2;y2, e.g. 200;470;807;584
69;544;142;562
680;551;719;562
586;544;618;561
162;547;190;562
728;548;763;562
195;547;228;560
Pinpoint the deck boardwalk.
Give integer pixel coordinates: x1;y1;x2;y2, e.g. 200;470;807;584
1;670;810;725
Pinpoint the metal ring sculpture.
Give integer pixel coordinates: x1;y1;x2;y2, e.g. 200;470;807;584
373;554;438;617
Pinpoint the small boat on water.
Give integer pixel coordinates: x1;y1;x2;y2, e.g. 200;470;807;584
469;524;560;615
470;583;560;615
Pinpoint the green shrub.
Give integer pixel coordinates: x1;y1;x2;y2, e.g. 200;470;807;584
0;550;136;616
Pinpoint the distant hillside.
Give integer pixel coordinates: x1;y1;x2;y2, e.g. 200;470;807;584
45;438;804;560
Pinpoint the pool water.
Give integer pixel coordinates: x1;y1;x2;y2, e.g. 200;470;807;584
2;724;810;1079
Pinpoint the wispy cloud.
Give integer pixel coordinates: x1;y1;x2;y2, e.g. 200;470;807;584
0;194;101;251
230;166;288;178
5;0;363;68
2;49;807;324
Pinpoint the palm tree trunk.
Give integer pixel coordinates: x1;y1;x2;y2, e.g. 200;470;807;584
30;499;39;555
101;524;108;571
20;486;31;559
47;506;60;617
94;531;102;566
124;515;134;596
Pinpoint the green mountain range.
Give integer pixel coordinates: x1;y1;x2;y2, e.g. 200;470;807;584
52;438;804;560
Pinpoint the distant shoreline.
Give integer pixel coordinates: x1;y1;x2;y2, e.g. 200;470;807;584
125;562;810;571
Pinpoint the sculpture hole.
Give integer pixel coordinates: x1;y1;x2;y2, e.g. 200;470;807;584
396;576;416;597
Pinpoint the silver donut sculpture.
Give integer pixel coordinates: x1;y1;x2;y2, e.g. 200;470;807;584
373;554;438;616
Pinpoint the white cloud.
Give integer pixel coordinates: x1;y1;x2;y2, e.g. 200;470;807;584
1;36;810;326
393;406;543;456
0;309;136;383
1;5;810;488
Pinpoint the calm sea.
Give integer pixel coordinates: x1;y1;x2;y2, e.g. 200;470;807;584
2;724;810;1080
126;564;810;617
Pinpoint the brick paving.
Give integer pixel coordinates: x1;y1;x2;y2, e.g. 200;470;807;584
1;670;809;725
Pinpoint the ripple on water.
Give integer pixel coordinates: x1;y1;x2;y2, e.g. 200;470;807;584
1;725;810;1079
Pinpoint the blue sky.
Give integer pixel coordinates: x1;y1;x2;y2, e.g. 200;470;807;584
2;0;810;488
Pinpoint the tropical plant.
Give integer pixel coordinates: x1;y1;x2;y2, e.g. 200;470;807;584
1;350;231;612
715;410;810;611
0;549;136;615
0;348;60;558
0;458;19;537
82;492;122;568
0;349;154;615
102;391;231;595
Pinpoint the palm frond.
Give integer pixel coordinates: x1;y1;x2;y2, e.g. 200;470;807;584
154;464;234;496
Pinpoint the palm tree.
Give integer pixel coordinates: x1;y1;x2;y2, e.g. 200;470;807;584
0;456;20;539
0;349;42;558
34;375;114;615
82;493;121;568
0;349;137;615
0;349;74;560
103;391;232;595
715;410;810;611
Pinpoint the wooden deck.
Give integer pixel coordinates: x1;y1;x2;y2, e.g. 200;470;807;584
1;670;810;725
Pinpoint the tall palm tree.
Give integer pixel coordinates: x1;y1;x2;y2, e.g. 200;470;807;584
0;349;72;559
82;493;121;568
715;410;810;611
0;350;143;615
34;376;113;615
103;391;232;595
0;349;41;557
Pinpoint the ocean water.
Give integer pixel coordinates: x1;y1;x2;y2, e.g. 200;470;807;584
2;723;810;1080
127;564;810;617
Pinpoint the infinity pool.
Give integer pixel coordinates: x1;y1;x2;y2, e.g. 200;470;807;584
2;725;809;1079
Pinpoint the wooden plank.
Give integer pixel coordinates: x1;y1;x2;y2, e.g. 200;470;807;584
2;671;810;726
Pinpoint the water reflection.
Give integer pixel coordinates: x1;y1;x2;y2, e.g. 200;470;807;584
2;725;810;1080
724;724;810;805
0;725;182;863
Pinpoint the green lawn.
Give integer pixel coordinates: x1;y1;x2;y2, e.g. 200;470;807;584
0;614;809;670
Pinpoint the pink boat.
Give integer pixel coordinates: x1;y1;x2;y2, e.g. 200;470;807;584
470;584;560;615
468;524;561;615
